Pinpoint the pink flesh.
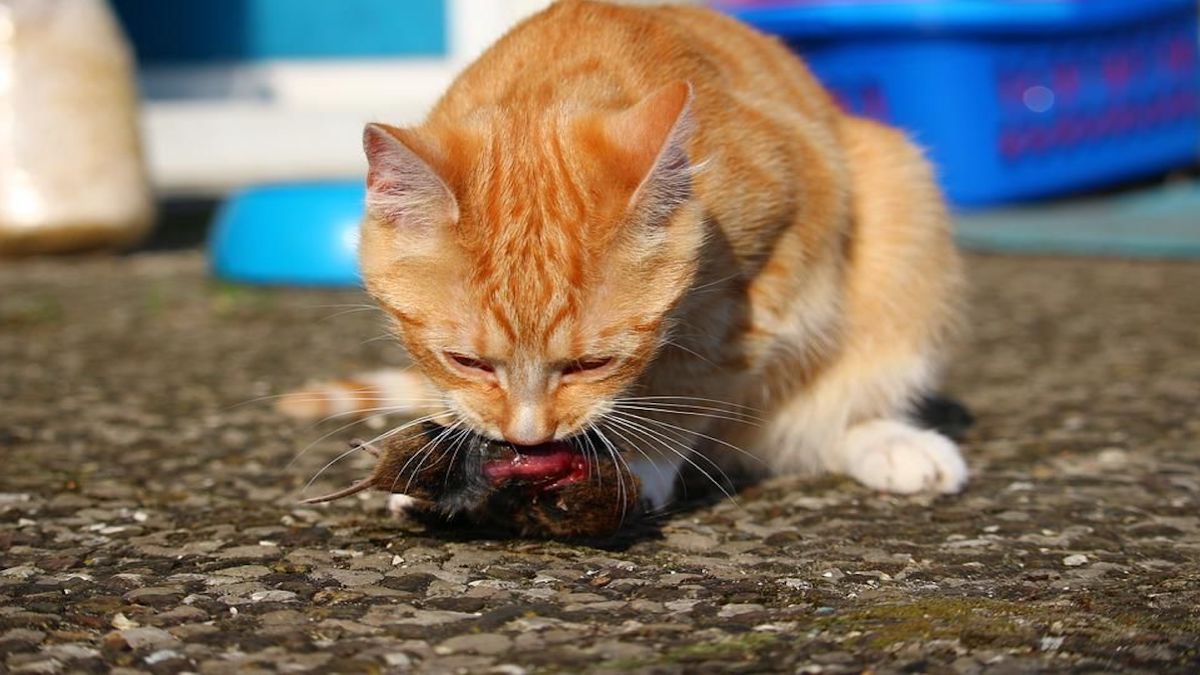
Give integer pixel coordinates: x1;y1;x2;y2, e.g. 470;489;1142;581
483;441;587;490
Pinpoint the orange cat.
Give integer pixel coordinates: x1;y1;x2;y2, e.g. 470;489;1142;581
282;0;967;509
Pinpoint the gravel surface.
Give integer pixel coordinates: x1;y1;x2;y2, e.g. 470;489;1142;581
1;252;1198;673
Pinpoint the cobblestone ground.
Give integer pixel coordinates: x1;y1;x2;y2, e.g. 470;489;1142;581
1;252;1198;674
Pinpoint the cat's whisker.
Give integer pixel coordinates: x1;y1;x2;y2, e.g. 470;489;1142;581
389;413;462;490
307;302;378;310
299;423;441;502
317;306;385;323
296;412;444;474
608;409;763;465
361;333;397;346
574;425;601;486
689;271;741;293
227;391;438;412
589;427;604;487
590;425;630;526
311;402;450;426
401;421;464;495
389;431;446;497
583;425;605;488
612;398;759;414
610;403;763;426
287;409;424;470
440;425;474;490
598;419;672;501
226;391;371;410
610;403;761;426
300;439;377;496
601;418;685;503
615;395;763;413
600;415;700;504
658;337;717;368
602;414;740;505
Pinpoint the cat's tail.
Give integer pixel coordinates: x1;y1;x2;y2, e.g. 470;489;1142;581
276;369;437;421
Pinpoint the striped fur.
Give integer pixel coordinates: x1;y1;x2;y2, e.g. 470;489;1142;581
282;1;968;506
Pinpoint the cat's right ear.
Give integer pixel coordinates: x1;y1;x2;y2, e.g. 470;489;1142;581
362;123;459;229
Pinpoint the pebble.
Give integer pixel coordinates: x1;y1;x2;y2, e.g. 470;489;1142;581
124;586;183;606
323;569;385;587
147;606;208;626
43;643;100;660
664;531;719;551
248;590;300;603
104;627;180;650
8;656;62;674
383;652;413;668
111;613;139;630
1063;554;1090;567
207;565;272;583
665;600;700;613
436;633;513;656
0;629;46;646
1;566;39;580
718;603;765;617
216;544;281;560
1040;636;1065;652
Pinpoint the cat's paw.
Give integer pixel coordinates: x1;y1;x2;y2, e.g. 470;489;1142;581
627;456;678;512
276;369;438;421
387;494;418;516
841;419;968;494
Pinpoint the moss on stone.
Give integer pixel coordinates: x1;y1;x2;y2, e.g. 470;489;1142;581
816;597;1049;650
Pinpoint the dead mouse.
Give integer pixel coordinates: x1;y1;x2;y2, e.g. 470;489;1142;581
302;423;642;538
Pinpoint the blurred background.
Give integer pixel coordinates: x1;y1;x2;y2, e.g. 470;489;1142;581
1;0;1197;273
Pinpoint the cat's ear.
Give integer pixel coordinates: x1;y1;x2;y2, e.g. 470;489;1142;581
603;81;697;223
362;123;459;228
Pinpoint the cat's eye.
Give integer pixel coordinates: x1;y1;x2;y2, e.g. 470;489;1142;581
562;356;614;377
445;352;494;374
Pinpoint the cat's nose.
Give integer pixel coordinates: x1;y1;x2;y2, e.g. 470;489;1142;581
502;405;554;446
502;427;555;447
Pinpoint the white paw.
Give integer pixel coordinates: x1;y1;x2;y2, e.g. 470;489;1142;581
841;419;968;494
386;494;418;515
626;456;678;511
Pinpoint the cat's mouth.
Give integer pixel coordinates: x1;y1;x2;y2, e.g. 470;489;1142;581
482;441;589;492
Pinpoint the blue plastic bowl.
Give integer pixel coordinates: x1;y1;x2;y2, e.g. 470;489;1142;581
209;181;366;287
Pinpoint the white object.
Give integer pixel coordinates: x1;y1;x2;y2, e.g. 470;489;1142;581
138;0;698;194
0;0;153;254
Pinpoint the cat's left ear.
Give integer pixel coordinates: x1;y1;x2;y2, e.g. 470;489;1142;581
602;80;697;223
362;123;459;229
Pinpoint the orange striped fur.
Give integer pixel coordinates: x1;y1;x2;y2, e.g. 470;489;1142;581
282;1;968;506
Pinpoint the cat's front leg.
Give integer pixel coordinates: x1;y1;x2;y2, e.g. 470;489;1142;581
755;395;969;495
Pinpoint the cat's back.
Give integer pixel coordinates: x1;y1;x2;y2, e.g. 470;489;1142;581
433;0;838;126
428;0;852;264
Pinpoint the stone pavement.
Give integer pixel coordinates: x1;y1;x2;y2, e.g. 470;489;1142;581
1;252;1198;673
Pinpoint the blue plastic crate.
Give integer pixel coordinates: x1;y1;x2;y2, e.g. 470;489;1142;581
720;0;1200;207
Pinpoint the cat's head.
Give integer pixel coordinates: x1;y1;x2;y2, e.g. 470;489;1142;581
359;81;703;445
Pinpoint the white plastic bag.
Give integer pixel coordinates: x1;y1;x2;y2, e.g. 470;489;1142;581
0;0;153;255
